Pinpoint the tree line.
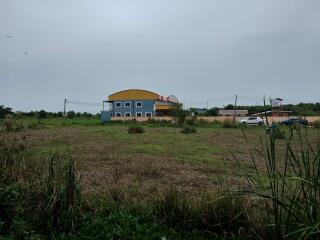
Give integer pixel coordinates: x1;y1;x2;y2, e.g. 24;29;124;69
191;102;320;116
0;105;99;119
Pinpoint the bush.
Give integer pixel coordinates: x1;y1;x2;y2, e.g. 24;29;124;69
0;119;25;133
222;119;237;128
128;125;145;134
181;126;197;134
170;106;190;127
186;116;197;126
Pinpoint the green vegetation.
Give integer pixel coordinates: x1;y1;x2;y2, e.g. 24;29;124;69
0;105;12;119
1;118;320;239
181;126;197;134
222;119;237;128
193;102;320;116
128;125;145;134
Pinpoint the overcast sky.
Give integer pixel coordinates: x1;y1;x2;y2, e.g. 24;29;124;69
1;0;320;112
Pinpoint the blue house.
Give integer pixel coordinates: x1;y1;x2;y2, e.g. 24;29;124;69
101;89;179;122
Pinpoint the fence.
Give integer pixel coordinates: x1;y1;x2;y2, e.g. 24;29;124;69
111;116;320;123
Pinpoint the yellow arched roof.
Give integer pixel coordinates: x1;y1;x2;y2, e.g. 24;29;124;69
108;89;160;101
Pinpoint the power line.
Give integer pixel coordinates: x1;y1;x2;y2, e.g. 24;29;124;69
66;99;102;107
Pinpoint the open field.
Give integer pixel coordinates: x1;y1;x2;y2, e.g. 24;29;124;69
5;118;292;194
1;117;320;239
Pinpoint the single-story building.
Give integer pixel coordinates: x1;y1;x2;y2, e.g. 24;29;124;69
101;89;180;122
218;109;248;116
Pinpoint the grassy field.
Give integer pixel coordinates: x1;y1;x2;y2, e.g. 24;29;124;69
1;117;320;239
11;118;276;193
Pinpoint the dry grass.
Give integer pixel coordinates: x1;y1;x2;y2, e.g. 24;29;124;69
9;124;320;198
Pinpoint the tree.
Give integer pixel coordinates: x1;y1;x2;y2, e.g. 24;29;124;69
38;110;48;119
206;107;219;116
67;111;76;118
224;104;234;110
0;105;12;118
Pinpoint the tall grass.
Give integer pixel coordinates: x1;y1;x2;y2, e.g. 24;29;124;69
245;126;320;239
0;130;81;238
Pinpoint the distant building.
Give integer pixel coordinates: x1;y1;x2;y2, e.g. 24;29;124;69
190;108;207;116
270;98;288;116
218;109;248;116
101;89;180;122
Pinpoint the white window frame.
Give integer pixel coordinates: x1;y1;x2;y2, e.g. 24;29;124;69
115;112;122;117
125;112;131;117
145;112;152;117
136;112;142;117
115;102;122;108
135;102;143;108
124;102;131;108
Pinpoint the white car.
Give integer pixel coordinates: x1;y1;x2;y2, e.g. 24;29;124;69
239;117;264;125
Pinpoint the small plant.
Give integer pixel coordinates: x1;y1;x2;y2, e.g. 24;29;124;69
222;119;237;128
128;125;145;134
270;125;286;139
181;126;197;134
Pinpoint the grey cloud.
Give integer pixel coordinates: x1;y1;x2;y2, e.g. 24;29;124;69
1;0;319;111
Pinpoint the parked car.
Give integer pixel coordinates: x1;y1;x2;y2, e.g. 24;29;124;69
239;116;264;125
280;117;308;126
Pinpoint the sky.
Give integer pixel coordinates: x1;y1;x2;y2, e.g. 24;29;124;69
1;0;320;113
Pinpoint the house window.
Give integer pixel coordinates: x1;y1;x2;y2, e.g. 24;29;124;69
136;112;142;117
125;112;131;117
136;102;143;108
145;112;152;117
124;102;131;108
115;112;122;117
115;102;122;108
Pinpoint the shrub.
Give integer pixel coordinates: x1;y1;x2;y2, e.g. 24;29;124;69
186;116;197;126
222;119;237;128
128;125;145;134
181;126;197;134
0;119;25;133
170;106;190;127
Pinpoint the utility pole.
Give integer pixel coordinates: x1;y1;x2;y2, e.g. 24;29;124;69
233;94;238;122
264;95;269;126
63;98;67;116
206;101;209;110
